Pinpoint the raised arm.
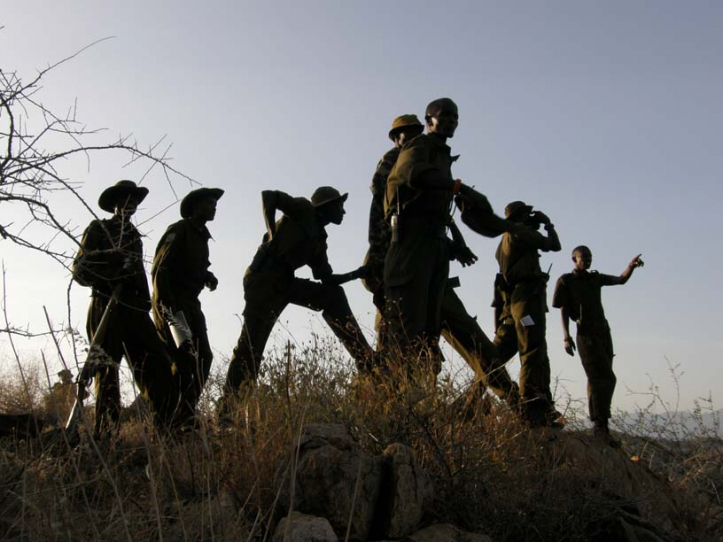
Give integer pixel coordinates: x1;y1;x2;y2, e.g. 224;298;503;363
619;254;644;284
261;190;298;240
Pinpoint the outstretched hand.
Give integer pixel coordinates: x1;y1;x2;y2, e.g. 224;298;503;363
353;264;370;280
630;254;644;268
564;337;576;356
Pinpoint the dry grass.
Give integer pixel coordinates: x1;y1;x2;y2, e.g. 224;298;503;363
0;338;721;541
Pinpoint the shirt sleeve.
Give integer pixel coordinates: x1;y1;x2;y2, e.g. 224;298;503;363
598;273;621;287
514;229;558;252
275;192;310;219
151;223;184;308
392;137;436;189
551;276;568;309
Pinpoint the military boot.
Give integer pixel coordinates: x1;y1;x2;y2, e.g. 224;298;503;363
592;419;621;448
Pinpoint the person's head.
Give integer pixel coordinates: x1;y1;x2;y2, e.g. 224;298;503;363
425;97;459;139
504;200;534;224
57;369;73;384
388;114;424;148
98;180;149;218
572;245;593;271
311;186;348;226
180;188;225;223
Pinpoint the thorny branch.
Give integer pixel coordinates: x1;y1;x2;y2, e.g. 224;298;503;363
0;37;195;272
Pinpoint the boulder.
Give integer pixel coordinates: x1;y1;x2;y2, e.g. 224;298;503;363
272;512;338;542
293;424;383;541
380;443;434;538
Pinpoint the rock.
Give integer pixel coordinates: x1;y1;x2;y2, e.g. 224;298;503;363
292;424;383;541
380;443;434;538
404;523;492;542
299;423;355;451
272;512;338;542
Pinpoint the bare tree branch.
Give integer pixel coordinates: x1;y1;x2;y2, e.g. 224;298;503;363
0;38;195;269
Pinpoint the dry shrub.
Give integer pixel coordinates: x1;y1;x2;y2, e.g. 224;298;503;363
0;337;720;541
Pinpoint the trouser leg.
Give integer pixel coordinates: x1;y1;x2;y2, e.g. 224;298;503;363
577;329;616;422
154;298;212;426
511;294;554;423
289;278;374;371
384;238;448;372
224;279;287;401
88;298;122;438
441;287;519;405
93;365;121;437
120;310;180;431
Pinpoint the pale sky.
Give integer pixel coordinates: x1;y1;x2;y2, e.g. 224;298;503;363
2;1;722;413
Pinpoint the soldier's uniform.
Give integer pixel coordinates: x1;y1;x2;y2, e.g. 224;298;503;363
552;270;618;423
223;190;374;400
493;203;560;425
364;145;400;301
441;284;520;404
384;132;456;361
72;181;178;436
365;117;519;401
152;188;223;427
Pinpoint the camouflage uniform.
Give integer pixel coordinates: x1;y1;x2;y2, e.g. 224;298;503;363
223;191;373;401
552;270;618;423
493;213;561;425
73;210;178;436
152;217;215;426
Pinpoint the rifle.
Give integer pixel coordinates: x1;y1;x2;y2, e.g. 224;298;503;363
64;283;123;436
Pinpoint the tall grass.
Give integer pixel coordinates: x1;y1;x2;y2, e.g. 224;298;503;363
0;337;720;541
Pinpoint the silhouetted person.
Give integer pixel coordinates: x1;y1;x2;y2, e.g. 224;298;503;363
383;98;501;373
363;114;424;347
366;113;521;407
220;187;373;421
492;201;561;427
72;180;179;437
552;246;644;447
152;187;224;429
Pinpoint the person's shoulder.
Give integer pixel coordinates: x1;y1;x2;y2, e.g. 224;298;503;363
557;272;574;283
381;146;401;162
402;133;430;149
165;219;186;233
81;218;108;236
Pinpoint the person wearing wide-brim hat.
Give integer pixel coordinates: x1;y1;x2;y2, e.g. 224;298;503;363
97;179;150;214
151;187;224;428
492;200;562;428
71;179;179;437
218;186;375;423
363;115;424;305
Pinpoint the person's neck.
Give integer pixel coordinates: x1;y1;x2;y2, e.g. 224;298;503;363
189;216;207;229
428;131;447;144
